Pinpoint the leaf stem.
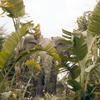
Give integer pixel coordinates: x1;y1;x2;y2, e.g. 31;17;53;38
84;73;89;91
0;62;16;93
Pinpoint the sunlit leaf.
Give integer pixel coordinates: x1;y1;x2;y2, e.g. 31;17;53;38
26;60;34;66
43;43;52;51
48;48;57;54
35;46;43;50
26;60;41;70
52;53;61;61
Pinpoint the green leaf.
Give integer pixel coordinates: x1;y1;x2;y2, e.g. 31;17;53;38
67;57;78;63
15;50;29;62
59;54;68;63
63;30;88;62
57;55;80;79
67;79;82;91
62;35;71;39
62;39;72;45
26;59;34;66
62;29;71;36
85;34;95;51
96;57;100;63
1;0;25;17
80;35;96;68
48;48;57;54
52;53;61;61
56;63;68;69
87;1;100;37
35;46;43;50
32;62;41;70
0;25;28;69
15;45;61;63
70;65;81;79
75;43;87;61
26;60;41;70
43;43;52;51
73;33;85;49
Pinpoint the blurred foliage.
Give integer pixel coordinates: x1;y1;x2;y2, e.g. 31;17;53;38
1;0;100;100
74;11;92;32
0;25;7;51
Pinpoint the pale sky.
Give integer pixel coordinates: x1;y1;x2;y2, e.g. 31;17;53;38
0;0;97;38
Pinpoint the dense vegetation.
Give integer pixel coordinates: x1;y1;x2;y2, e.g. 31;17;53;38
0;0;100;100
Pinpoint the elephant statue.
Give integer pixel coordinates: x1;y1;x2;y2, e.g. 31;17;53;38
17;34;70;98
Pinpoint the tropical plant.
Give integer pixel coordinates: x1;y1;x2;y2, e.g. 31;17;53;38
57;1;100;99
0;0;25;18
1;0;100;99
0;0;40;99
0;1;61;99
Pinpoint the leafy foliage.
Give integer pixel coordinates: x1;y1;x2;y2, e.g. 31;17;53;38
1;0;100;99
62;29;88;62
21;21;41;39
61;28;98;99
0;25;7;51
67;79;82;92
59;1;100;99
0;0;25;17
60;29;88;80
0;25;28;69
15;44;61;63
25;60;41;70
87;1;100;37
74;11;92;32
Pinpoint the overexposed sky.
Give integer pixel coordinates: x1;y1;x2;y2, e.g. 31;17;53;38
0;0;97;38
